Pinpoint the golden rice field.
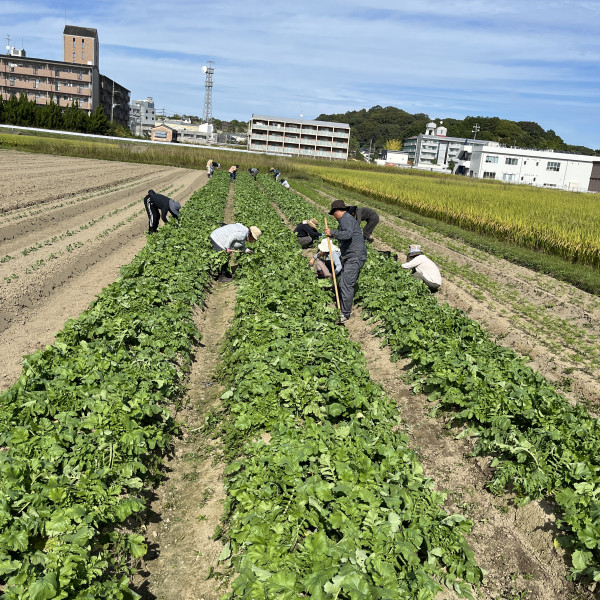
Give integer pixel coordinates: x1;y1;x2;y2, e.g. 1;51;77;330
308;167;600;268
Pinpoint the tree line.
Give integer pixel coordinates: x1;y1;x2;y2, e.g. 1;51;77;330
0;93;125;136
316;105;599;158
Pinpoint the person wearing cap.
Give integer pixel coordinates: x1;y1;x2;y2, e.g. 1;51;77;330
210;223;262;282
229;165;239;182
324;199;367;324
347;205;379;243
309;238;342;279
401;244;442;292
293;218;320;248
269;167;281;181
248;168;259;181
143;189;180;234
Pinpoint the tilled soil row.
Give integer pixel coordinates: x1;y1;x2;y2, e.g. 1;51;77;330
301;184;600;405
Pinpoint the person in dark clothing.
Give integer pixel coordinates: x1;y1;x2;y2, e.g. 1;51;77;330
248;168;259;180
144;190;180;234
347;205;379;243
324;199;367;324
293;218;320;248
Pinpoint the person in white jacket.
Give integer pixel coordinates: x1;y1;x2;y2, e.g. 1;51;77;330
401;244;442;292
210;223;262;281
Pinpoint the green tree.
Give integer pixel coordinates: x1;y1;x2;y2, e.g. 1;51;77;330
88;106;110;135
38;98;63;130
62;101;88;132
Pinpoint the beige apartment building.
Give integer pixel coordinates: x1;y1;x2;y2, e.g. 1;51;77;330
248;115;350;160
0;25;129;127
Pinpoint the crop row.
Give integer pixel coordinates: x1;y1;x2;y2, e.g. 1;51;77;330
0;175;230;598
265;176;600;582
304;167;600;268
211;174;483;598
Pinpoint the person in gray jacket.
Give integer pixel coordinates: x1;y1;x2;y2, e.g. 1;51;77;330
347;205;379;243
210;223;262;281
144;190;180;234
324;199;367;324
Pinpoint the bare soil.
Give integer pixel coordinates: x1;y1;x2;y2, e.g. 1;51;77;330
0;149;206;391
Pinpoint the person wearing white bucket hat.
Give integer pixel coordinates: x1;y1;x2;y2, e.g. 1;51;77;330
401;244;442;292
309;238;342;279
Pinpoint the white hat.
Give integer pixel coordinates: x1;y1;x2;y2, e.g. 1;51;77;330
318;238;340;253
408;244;422;257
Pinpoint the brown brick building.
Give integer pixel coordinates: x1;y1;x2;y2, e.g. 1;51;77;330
0;25;129;127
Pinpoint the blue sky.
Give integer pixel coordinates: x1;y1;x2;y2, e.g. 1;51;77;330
3;0;599;148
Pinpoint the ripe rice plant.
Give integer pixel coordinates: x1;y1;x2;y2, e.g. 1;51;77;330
305;167;600;268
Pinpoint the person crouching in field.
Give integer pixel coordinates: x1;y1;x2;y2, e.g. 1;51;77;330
144;190;180;234
401;244;442;292
293;218;320;248
310;238;342;279
209;223;262;282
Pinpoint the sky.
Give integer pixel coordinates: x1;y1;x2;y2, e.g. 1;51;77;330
3;0;599;149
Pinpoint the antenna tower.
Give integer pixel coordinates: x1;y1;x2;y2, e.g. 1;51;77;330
202;61;214;127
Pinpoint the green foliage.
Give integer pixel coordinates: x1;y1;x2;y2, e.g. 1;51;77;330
212;174;483;598
316;105;598;157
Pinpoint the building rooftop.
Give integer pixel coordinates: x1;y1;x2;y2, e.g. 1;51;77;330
63;25;98;38
251;114;350;129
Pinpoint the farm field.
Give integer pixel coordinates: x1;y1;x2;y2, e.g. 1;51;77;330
0;149;206;390
1;155;599;599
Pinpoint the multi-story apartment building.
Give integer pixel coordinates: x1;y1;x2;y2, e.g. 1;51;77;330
248;115;350;160
130;97;156;137
455;145;600;192
403;122;495;169
0;25;130;127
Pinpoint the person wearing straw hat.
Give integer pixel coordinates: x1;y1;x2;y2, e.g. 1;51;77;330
401;244;442;292
293;217;320;248
310;238;342;279
210;223;262;282
324;199;367;324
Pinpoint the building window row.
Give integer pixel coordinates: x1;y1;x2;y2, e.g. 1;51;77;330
505;157;518;165
483;171;496;179
547;161;561;171
485;155;499;163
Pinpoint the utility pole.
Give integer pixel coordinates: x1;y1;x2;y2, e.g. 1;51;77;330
368;138;373;162
111;80;114;123
472;123;480;140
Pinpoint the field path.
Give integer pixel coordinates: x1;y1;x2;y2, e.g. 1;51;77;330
0;150;206;391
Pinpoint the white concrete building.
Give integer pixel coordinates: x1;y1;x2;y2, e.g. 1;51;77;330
376;150;411;167
129;97;155;137
248;115;350;160
402;121;495;170
455;145;600;192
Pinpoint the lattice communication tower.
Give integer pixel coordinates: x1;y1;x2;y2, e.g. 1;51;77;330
202;61;214;126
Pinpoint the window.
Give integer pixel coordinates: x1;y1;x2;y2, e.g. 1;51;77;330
72;51;75;59
73;38;76;47
78;72;82;80
82;52;85;59
9;64;15;72
505;157;518;165
547;161;560;171
34;79;39;89
485;155;499;163
9;78;15;86
483;171;496;179
33;66;38;74
503;173;516;182
55;69;60;76
55;82;60;91
82;40;85;48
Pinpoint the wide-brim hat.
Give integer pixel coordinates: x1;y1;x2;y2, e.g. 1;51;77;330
249;226;262;240
308;218;319;228
328;199;351;215
318;238;340;253
169;199;181;216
